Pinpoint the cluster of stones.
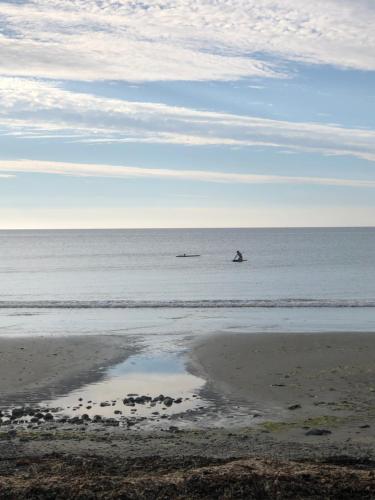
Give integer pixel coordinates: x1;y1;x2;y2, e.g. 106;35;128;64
0;407;147;428
0;407;60;426
123;394;183;407
0;393;191;429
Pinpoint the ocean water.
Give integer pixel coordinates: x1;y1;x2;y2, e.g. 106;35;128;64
1;227;375;304
1;227;375;335
1;228;375;424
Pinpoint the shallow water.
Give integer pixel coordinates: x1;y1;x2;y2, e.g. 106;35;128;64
46;354;207;424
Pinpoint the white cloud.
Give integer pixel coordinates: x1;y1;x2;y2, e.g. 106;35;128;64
0;77;374;163
1;158;375;188
0;0;374;82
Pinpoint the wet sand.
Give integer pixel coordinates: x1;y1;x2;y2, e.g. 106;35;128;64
0;335;137;404
191;331;375;421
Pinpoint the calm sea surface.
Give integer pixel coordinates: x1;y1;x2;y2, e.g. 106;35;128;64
1;227;375;304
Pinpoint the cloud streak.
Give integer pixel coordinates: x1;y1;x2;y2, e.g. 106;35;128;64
0;77;374;163
0;0;374;82
1;159;375;188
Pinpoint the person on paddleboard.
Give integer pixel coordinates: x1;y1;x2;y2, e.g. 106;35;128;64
233;250;243;262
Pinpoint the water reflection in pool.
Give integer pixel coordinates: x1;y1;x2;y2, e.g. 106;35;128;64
44;353;209;427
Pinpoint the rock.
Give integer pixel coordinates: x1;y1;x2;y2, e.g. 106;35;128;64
305;428;332;436
11;408;24;419
135;396;152;404
288;404;301;410
174;398;183;404
92;415;102;423
81;414;91;421
152;395;165;402
104;418;119;427
100;402;110;407
359;424;370;429
114;410;122;415
68;416;82;424
44;413;54;421
163;397;174;407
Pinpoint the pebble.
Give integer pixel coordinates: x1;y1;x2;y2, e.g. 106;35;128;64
305;428;332;436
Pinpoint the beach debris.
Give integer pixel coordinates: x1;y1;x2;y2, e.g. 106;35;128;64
288;404;301;410
305;428;332;436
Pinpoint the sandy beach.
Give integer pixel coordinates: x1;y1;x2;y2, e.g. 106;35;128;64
192;331;375;416
0;335;137;404
1;331;375;497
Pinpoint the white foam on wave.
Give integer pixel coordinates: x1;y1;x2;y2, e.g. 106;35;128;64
0;299;374;309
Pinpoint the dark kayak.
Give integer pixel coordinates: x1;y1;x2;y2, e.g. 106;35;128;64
176;254;201;258
232;259;247;262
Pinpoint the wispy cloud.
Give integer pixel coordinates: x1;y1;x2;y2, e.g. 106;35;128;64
1;159;375;188
0;0;374;82
0;77;374;163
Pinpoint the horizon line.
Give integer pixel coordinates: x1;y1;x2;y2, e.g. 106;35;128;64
1;225;375;232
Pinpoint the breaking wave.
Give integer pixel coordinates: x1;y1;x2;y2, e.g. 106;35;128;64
0;299;374;309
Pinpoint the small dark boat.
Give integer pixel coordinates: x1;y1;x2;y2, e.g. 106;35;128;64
176;254;201;258
232;259;247;262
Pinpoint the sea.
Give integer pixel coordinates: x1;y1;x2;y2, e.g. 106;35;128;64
1;227;375;426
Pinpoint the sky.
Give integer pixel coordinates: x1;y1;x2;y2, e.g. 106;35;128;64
0;0;375;229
